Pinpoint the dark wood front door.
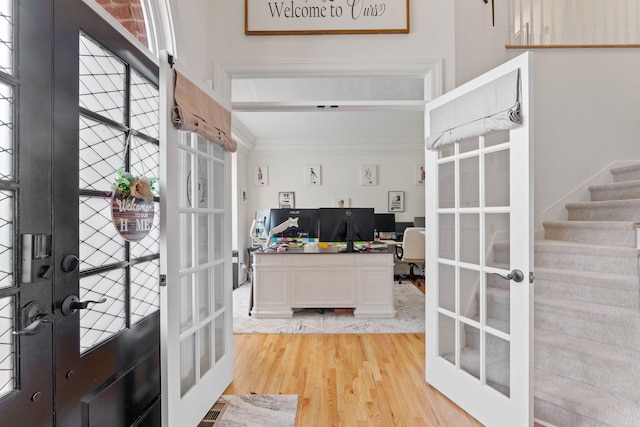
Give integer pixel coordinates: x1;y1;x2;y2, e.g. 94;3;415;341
0;1;161;426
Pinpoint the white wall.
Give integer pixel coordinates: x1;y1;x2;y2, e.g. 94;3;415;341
454;0;512;86
515;49;640;230
246;148;425;240
203;1;452;263
208;0;456;92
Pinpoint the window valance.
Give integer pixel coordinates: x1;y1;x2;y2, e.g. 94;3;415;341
426;69;522;150
172;70;237;152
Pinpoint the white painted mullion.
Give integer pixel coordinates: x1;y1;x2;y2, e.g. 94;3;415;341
454;141;462;371
478;135;487;389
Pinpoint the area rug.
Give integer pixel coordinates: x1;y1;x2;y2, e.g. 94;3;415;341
218;394;298;427
232;281;425;334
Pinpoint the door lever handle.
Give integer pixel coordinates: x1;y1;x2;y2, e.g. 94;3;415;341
13;301;53;336
13;313;54;336
492;269;524;283
61;295;107;316
70;298;107;310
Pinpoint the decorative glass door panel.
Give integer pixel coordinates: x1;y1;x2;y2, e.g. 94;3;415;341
426;57;533;426
160;54;234;426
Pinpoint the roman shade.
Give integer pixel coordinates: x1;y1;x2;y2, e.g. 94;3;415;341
172;70;237;152
426;69;522;150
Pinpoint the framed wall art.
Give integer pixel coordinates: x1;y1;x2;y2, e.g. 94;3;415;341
253;164;268;186
388;191;404;212
305;164;321;186
278;192;295;208
333;197;350;208
245;0;410;36
361;164;377;186
416;164;425;185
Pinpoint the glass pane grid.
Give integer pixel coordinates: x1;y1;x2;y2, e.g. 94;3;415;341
0;81;13;181
0;190;12;289
79;33;126;124
80;269;127;353
131;259;160;325
0;295;14;398
437;137;514;396
0;0;13;75
130;203;160;258
130;136;159;180
130;70;159;140
79;116;125;191
79;196;125;270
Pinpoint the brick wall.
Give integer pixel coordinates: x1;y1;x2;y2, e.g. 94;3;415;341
95;0;148;47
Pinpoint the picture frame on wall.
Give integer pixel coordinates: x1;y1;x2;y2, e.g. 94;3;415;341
278;192;295;208
253;164;268;186
361;164;377;186
333;197;350;208
305;164;321;186
388;191;405;212
416;164;425;185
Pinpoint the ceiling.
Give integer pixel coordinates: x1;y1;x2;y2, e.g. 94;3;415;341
229;74;428;152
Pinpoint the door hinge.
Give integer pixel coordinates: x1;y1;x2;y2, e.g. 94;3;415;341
529;271;534;284
160;274;167;287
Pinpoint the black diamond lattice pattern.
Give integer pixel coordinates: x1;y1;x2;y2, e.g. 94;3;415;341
0;81;13;181
130;203;160;259
0;296;14;398
77;32;161;354
0;2;13;75
0;190;12;289
79;196;125;271
80;269;127;353
131;70;159;140
79;33;126;124
130;135;159;180
79;116;125;191
131;260;160;325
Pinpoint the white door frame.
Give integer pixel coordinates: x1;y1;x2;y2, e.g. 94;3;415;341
159;51;234;427
425;52;534;427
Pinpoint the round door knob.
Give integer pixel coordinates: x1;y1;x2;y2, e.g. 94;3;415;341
60;255;79;273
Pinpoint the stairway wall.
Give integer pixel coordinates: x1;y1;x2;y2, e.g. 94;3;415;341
520;50;640;231
534;163;640;426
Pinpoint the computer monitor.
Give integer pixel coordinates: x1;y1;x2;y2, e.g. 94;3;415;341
318;208;375;252
413;216;425;227
374;213;396;233
266;208;319;238
395;222;414;241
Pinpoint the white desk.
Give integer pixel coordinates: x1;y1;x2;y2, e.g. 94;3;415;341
251;247;396;319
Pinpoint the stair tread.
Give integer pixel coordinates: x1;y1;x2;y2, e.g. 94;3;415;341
534;267;638;290
543;220;639;229
536;294;640;324
535;238;638;255
536;329;640;369
589;179;640;192
535;371;640;426
611;163;640;176
566;198;640;208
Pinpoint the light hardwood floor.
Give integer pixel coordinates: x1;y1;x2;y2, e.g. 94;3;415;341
225;332;484;426
224;280;540;426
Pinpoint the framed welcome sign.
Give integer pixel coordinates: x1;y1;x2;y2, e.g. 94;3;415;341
245;0;410;35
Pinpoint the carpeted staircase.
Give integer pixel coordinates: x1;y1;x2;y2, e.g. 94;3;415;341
534;163;640;426
456;163;640;426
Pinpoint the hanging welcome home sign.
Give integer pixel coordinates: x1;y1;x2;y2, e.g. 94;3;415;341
245;0;409;35
111;167;158;242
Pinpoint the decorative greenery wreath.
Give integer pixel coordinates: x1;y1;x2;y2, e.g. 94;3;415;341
112;167;158;202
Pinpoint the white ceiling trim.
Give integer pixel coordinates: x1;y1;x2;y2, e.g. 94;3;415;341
214;58;443;101
250;138;424;154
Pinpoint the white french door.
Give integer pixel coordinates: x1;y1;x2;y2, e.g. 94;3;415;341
159;52;234;427
425;56;533;426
